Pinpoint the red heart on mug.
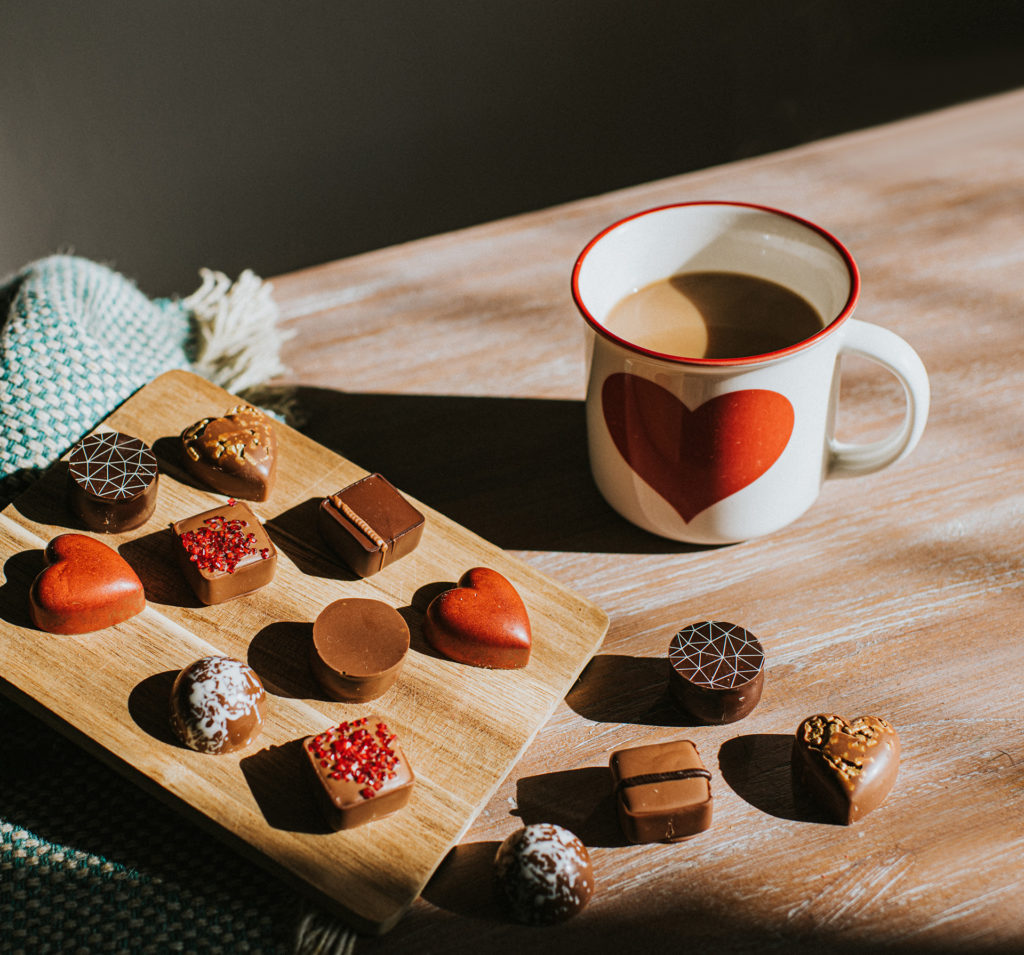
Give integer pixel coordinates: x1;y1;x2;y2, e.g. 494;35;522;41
30;534;146;635
602;373;794;523
424;567;531;669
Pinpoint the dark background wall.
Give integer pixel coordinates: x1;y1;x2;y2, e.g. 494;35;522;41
2;1;1022;296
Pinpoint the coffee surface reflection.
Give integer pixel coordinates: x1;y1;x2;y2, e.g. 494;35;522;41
603;271;824;359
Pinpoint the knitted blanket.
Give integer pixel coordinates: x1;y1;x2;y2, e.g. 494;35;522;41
0;255;285;505
0;257;353;953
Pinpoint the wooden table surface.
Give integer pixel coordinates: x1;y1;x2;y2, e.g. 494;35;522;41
267;90;1024;951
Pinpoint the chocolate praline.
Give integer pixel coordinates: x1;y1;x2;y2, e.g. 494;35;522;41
610;739;713;843
180;404;277;501
310;598;409;702
792;714;900;824
303;716;415;830
171;500;277;605
170;656;267;755
29;534;146;635
67;431;159;532
667;620;765;724
493;823;594;925
317;473;425;577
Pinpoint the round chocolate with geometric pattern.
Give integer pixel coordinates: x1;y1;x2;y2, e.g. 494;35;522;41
493;823;594;925
667;620;765;724
68;431;159;532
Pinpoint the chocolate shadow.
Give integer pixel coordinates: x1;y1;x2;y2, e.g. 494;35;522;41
151;434;201;488
8;461;86;530
127;669;181;747
565;654;691;727
264;497;358;581
420;840;504;922
240;738;329;834
718;733;831;824
513;766;625;848
294;386;707;555
404;581;457;661
247;620;320;699
0;549;45;628
119;527;203;608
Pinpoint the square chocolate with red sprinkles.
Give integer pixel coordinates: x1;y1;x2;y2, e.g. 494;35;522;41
303;716;415;830
171;499;277;605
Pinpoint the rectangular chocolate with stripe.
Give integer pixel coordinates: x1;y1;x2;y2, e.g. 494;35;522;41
609;739;713;843
317;473;425;578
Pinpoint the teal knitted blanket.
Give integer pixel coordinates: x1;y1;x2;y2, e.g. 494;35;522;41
0;255;289;506
0;256;346;953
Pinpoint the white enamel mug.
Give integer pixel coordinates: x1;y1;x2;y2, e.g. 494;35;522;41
571;202;930;545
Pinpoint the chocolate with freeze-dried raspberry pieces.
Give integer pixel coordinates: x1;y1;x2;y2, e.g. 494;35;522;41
303;716;415;830
171;499;276;604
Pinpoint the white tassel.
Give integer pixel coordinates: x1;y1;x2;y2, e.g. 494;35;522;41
292;903;358;955
184;268;293;395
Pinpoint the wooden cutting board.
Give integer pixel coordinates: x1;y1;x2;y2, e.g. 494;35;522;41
0;369;609;934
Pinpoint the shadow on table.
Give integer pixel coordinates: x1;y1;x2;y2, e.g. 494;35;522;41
248;620;321;698
565;654;693;727
419;839;505;923
718;732;832;825
119;527;205;608
127;669;181;747
0;548;44;628
264;496;360;581
512;766;626;848
241;738;330;834
293;386;712;555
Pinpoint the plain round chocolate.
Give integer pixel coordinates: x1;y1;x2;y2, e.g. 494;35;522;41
494;823;594;925
68;431;159;532
169;656;267;754
310;598;410;702
668;620;765;724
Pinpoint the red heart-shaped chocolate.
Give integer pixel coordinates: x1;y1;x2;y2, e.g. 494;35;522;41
602;373;794;523
424;567;531;669
792;714;900;824
29;534;146;635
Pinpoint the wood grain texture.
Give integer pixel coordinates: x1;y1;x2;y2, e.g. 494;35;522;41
259;90;1022;950
0;370;609;934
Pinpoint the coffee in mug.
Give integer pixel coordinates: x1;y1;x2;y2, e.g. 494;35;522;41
603;270;825;360
572;202;930;544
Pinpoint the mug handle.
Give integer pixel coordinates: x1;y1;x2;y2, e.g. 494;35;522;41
828;318;930;478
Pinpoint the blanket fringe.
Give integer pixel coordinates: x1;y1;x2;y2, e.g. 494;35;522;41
293;903;358;955
185;268;293;396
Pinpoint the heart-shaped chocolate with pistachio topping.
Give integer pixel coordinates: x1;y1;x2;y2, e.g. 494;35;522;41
181;404;277;501
792;714;900;824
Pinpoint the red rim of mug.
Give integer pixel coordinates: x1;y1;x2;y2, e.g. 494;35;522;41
570;201;861;367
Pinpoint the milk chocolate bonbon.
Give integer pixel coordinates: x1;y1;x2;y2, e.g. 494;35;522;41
310;598;409;702
68;431;158;532
668;620;764;724
317;473;425;577
493;823;594;925
170;656;267;754
609;739;713;843
181;404;277;501
792;714;900;824
303;716;414;830
171;500;277;605
424;567;531;669
29;534;146;635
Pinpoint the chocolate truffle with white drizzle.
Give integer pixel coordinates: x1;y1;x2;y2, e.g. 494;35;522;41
170;656;267;754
